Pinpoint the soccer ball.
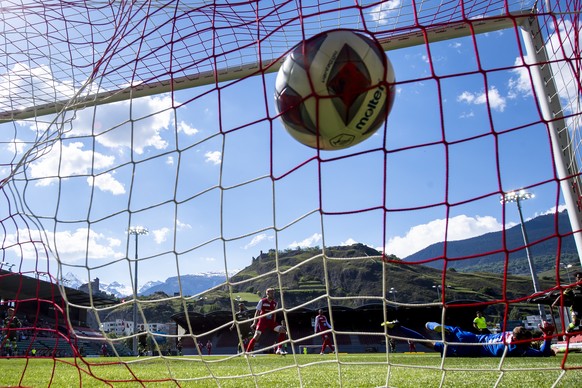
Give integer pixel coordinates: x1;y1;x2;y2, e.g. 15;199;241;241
274;29;395;150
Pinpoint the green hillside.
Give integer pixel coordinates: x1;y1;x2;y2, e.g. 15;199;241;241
102;244;559;325
405;211;580;274
216;244;554;310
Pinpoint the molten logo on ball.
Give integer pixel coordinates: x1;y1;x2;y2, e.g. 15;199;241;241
275;29;396;150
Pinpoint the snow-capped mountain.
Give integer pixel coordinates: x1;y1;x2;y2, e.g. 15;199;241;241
61;273;140;298
61;271;236;298
140;280;163;294
139;272;229;297
102;281;134;298
61;272;84;289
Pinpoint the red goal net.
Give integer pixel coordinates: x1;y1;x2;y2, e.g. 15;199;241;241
1;0;582;386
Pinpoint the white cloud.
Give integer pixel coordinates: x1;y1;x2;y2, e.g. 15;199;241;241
205;151;222;165
547;20;582;115
536;205;567;218
4;63;173;194
0;63;76;111
5;62;175;157
509;19;582;118
5;228;124;264
385;215;504;258
370;0;402;25
340;238;358;246
29;142;118;188
6;138;27;155
166;156;174;165
244;233;273;249
457;87;506;112
508;56;533;98
457;91;476;104
107;237;121;248
176;219;191;231
178;121;199;136
70;95;171;154
152;227;170;244
288;233;322;249
88;172;125;195
483;88;506;111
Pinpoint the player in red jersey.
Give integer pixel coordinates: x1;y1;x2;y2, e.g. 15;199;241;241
246;288;287;355
314;309;335;354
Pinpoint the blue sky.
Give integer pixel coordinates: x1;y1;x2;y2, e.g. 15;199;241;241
0;0;578;288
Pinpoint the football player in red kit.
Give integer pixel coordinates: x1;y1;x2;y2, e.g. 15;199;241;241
314;309;335;354
246;288;287;355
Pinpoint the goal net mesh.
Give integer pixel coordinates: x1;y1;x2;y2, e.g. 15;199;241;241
1;0;582;386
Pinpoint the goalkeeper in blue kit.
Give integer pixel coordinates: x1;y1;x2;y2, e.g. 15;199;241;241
381;320;556;357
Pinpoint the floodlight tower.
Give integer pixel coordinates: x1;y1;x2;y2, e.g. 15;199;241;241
432;285;441;301
500;190;545;319
128;226;148;356
562;263;573;284
389;287;398;302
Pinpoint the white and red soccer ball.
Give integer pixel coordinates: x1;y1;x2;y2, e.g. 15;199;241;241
274;29;396;150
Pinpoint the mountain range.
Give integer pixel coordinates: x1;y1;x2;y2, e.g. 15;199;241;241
62;272;228;299
403;210;579;274
64;210;580;299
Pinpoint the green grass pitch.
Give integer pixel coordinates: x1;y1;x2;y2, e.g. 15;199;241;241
1;353;581;387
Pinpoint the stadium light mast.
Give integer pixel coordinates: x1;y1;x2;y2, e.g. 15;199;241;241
432;285;441;301
562;263;573;284
500;190;545;319
128;226;148;356
389;287;398;302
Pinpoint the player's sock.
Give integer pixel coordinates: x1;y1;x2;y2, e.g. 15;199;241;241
323;338;331;351
276;333;286;353
246;338;256;352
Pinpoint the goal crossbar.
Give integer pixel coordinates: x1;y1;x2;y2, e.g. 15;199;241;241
0;12;532;123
